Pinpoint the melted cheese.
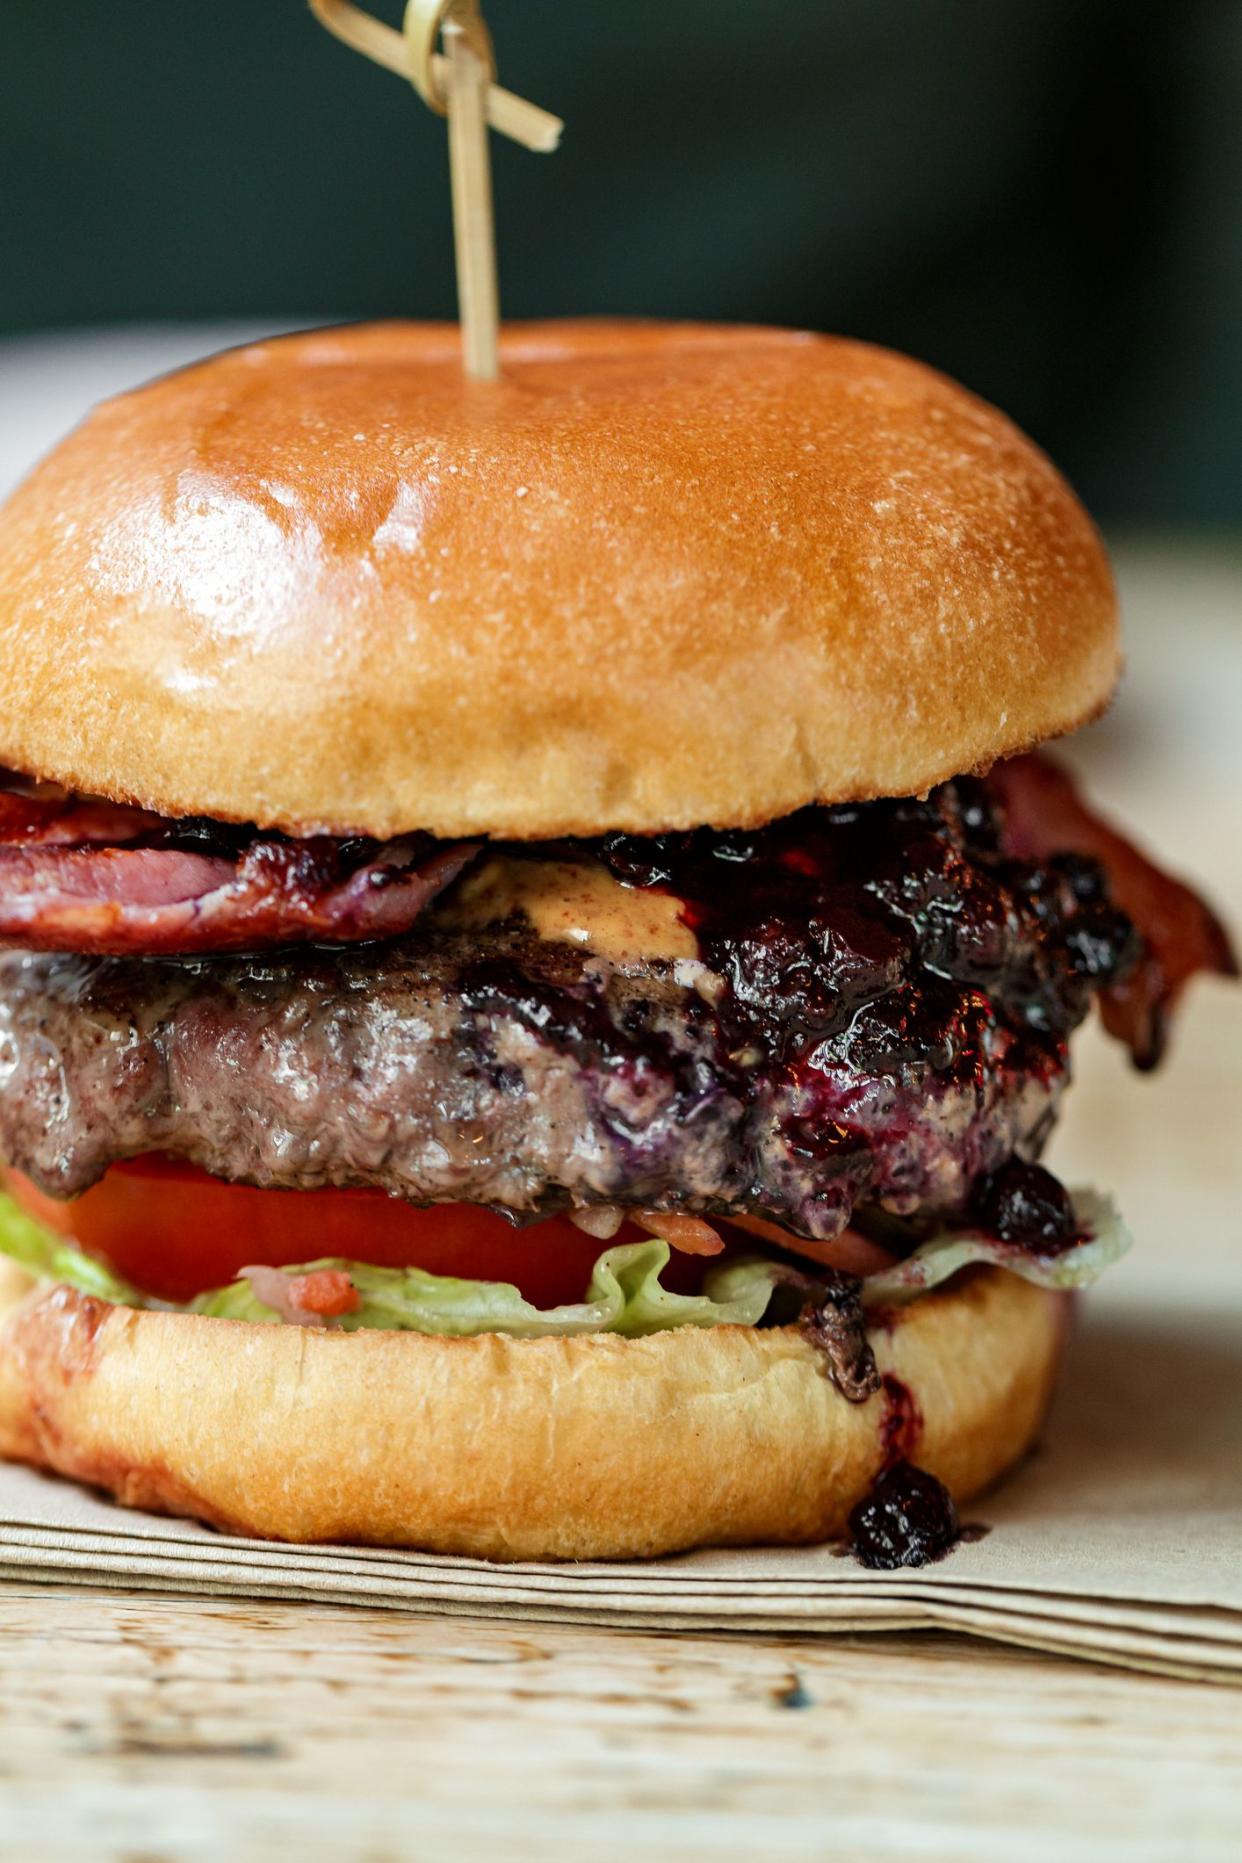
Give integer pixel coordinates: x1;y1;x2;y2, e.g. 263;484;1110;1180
440;856;700;965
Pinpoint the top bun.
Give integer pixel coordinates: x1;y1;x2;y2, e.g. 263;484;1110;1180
0;321;1117;839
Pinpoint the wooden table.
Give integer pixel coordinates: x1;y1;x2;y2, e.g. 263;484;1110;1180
2;1582;1238;1861
0;338;1239;1858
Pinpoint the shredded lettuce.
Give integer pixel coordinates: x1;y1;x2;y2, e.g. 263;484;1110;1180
0;1185;1130;1337
192;1242;785;1338
0;1195;782;1338
861;1188;1131;1305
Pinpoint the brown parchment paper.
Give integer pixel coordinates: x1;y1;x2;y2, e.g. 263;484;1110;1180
0;1292;1237;1681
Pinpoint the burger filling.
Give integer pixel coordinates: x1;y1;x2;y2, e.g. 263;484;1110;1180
0;756;1230;1386
0;1176;1131;1330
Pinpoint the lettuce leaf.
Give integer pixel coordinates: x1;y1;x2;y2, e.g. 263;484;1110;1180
0;1194;782;1338
860;1188;1131;1305
0;1185;1129;1338
0;1195;140;1303
193;1242;785;1338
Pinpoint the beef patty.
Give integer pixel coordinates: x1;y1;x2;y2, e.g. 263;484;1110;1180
0;782;1139;1238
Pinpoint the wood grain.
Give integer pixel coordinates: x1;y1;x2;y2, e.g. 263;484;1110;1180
0;1581;1238;1862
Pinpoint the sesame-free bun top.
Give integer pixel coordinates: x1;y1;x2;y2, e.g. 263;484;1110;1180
0;321;1118;839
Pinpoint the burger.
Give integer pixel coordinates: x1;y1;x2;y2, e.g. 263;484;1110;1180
0;322;1230;1563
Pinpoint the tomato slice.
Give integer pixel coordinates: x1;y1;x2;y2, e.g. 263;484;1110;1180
3;1155;701;1308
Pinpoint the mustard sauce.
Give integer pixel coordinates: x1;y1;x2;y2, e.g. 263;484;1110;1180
439;856;700;965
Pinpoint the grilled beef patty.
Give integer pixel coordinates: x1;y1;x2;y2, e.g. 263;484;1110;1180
0;782;1138;1237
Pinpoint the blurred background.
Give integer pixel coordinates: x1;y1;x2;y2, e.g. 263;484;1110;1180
2;0;1241;526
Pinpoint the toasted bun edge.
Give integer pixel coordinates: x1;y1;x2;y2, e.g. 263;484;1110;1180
0;1261;1065;1559
0;320;1118;838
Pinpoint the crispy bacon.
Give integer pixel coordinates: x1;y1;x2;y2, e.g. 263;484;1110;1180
728;1212;899;1278
571;1205;899;1274
0;776;164;847
0;771;478;956
989;753;1237;1068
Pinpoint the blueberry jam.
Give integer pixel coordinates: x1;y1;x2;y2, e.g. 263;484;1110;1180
596;780;1139;1058
971;1158;1078;1254
878;1373;923;1466
847;1460;963;1570
482;778;1141;1238
411;778;1144;1244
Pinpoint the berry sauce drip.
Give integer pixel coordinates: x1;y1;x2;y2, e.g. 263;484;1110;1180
596;780;1140;1061
846;1372;990;1568
847;1461;963;1570
599;781;1135;1217
878;1373;923;1465
453;778;1143;1240
971;1158;1078;1254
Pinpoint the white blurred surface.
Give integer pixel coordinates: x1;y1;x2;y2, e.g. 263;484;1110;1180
1052;541;1242;1312
0;321;330;499
0;325;1238;1314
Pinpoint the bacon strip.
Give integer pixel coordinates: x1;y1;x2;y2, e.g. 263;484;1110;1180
728;1212;899;1278
989;753;1237;1067
0;771;478;955
0;777;164;847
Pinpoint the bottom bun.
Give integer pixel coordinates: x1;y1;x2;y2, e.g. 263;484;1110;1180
0;1261;1065;1560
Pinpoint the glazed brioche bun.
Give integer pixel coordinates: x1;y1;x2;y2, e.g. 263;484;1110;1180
0;320;1117;841
0;1259;1063;1558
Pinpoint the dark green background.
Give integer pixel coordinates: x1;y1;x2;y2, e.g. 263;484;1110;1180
3;1;1239;523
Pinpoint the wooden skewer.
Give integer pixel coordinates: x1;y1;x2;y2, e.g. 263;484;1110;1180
443;19;500;381
308;2;562;150
307;0;561;381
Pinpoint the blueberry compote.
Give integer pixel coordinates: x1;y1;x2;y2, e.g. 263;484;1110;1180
458;780;1139;1243
596;779;1139;1059
971;1157;1077;1253
847;1461;963;1570
844;1376;981;1568
597;781;1135;1223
